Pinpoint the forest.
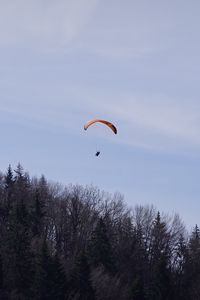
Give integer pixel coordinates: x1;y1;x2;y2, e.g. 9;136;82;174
0;164;199;300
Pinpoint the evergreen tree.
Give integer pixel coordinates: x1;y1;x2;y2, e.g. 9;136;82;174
88;217;115;273
0;253;4;294
5;164;14;189
189;225;200;260
14;163;24;179
0;166;199;299
184;225;200;299
32;240;53;300
14;163;30;195
129;226;147;300
69;252;95;300
31;188;46;238
3;165;15;220
3;197;33;299
51;254;67;300
131;275;145;300
173;234;189;300
146;212;171;300
32;240;66;300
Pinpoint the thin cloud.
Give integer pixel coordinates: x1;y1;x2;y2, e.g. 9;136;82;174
82;92;200;153
0;0;99;49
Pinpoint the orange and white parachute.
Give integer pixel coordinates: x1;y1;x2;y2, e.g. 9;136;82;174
84;119;117;134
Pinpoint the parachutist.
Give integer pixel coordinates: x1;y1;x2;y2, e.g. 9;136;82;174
83;119;117;158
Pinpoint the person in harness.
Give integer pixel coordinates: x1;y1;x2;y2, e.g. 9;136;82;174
84;119;117;158
95;151;100;156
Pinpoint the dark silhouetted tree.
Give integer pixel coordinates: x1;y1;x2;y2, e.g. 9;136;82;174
146;212;171;300
69;252;95;300
32;240;66;300
3;197;33;299
88;217;115;273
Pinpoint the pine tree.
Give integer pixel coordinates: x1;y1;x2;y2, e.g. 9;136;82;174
14;163;24;179
189;225;200;260
3;165;15;219
32;240;66;300
69;252;95;300
0;253;3;293
32;240;53;300
14;163;30;194
88;217;115;273
173;234;189;300
146;212;171;300
3;197;33;299
5;164;14;189
31;188;46;238
131;275;145;300
51;254;67;300
184;225;200;299
129;226;147;300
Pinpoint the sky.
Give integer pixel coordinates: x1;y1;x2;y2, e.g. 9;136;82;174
1;0;200;229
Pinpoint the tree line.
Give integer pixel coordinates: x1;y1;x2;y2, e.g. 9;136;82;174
0;164;199;299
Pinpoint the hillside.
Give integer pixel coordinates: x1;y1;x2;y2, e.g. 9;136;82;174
0;164;199;299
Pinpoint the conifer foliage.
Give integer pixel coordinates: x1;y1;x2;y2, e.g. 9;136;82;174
0;165;198;299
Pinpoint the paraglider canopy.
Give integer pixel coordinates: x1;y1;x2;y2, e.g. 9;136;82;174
84;118;117;157
84;119;117;134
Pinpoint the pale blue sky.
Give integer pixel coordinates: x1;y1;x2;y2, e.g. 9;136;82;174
1;0;200;229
